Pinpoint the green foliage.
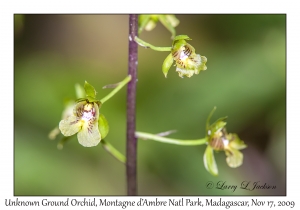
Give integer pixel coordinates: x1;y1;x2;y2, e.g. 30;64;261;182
99;113;109;139
173;35;191;42
203;145;218;176
162;53;173;78
86;96;99;103
84;81;97;98
208;117;227;135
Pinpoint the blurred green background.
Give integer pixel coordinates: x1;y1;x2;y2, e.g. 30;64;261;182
14;14;286;195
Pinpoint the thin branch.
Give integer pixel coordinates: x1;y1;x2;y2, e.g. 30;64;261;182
135;131;208;146
135;36;172;51
100;75;131;104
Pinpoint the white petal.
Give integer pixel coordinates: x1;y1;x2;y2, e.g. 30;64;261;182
225;149;243;168
77;120;101;147
176;67;195;78
59;115;81;136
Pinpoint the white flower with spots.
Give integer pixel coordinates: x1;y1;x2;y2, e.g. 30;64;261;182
59;101;101;147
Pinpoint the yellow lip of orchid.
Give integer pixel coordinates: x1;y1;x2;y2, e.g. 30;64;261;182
59;100;101;147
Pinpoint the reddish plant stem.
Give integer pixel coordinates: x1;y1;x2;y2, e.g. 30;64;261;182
126;14;138;196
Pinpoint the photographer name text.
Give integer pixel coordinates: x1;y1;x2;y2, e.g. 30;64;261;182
206;181;276;192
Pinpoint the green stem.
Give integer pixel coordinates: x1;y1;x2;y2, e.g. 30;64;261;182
100;75;132;104
134;37;172;51
135;131;208;146
101;139;126;164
